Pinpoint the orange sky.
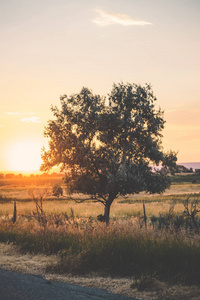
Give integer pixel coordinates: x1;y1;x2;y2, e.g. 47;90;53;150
0;0;200;173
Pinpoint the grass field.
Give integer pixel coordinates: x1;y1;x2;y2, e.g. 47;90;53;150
0;174;200;220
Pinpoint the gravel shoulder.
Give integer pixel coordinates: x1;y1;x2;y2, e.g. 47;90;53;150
0;268;136;300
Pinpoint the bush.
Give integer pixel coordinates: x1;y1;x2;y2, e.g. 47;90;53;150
52;184;63;198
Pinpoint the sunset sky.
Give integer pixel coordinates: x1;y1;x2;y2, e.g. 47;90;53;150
0;0;200;173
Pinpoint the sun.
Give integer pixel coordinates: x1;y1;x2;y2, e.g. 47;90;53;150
7;139;43;173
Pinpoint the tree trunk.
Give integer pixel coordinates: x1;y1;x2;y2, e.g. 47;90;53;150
104;205;110;224
104;193;116;224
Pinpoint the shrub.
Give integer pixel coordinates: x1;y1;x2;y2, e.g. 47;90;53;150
52;184;63;198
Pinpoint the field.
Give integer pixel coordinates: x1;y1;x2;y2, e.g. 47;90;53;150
1;174;200;220
1;174;200;299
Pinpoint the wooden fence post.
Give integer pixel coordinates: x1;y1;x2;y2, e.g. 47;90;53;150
143;200;147;228
13;201;17;223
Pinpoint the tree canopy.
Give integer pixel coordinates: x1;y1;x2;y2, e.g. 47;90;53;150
41;83;177;222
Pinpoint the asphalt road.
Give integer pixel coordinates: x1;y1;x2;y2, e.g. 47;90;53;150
0;268;137;300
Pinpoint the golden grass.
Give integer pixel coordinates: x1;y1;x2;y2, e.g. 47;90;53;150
0;197;197;220
1;179;200;221
1;181;200;198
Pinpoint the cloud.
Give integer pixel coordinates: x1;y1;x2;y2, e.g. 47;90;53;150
6;112;20;115
93;9;152;27
21;117;41;123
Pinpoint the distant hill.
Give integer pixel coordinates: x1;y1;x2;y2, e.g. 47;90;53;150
178;162;200;171
152;162;200;172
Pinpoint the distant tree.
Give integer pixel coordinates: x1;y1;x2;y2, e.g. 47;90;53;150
5;173;15;179
195;169;200;176
40;173;51;178
52;184;63;198
177;165;193;173
41;83;177;223
0;173;4;179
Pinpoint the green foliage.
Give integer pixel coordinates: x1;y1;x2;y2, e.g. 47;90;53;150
171;174;200;184
41;83;177;221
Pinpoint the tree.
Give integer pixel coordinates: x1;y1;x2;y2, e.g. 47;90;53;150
52;184;63;198
5;173;15;179
41;83;177;223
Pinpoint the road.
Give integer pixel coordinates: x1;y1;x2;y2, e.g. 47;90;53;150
0;268;137;300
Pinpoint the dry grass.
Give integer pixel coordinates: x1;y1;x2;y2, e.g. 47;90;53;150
0;197;198;221
1;216;200;279
0;242;56;275
1;180;200;220
0;200;145;219
1;182;200;199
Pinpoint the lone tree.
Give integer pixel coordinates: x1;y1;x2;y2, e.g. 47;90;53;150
41;83;177;223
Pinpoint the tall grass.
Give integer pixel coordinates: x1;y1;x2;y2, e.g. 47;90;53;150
0;214;200;284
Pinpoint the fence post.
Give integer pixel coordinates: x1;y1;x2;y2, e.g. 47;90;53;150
143;200;147;228
13;201;17;223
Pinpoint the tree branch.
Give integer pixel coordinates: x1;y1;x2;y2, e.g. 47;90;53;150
64;195;106;206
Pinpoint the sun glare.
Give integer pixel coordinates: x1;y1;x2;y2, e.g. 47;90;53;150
7;139;43;173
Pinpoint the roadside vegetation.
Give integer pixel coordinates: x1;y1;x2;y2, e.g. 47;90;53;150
0;205;200;282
